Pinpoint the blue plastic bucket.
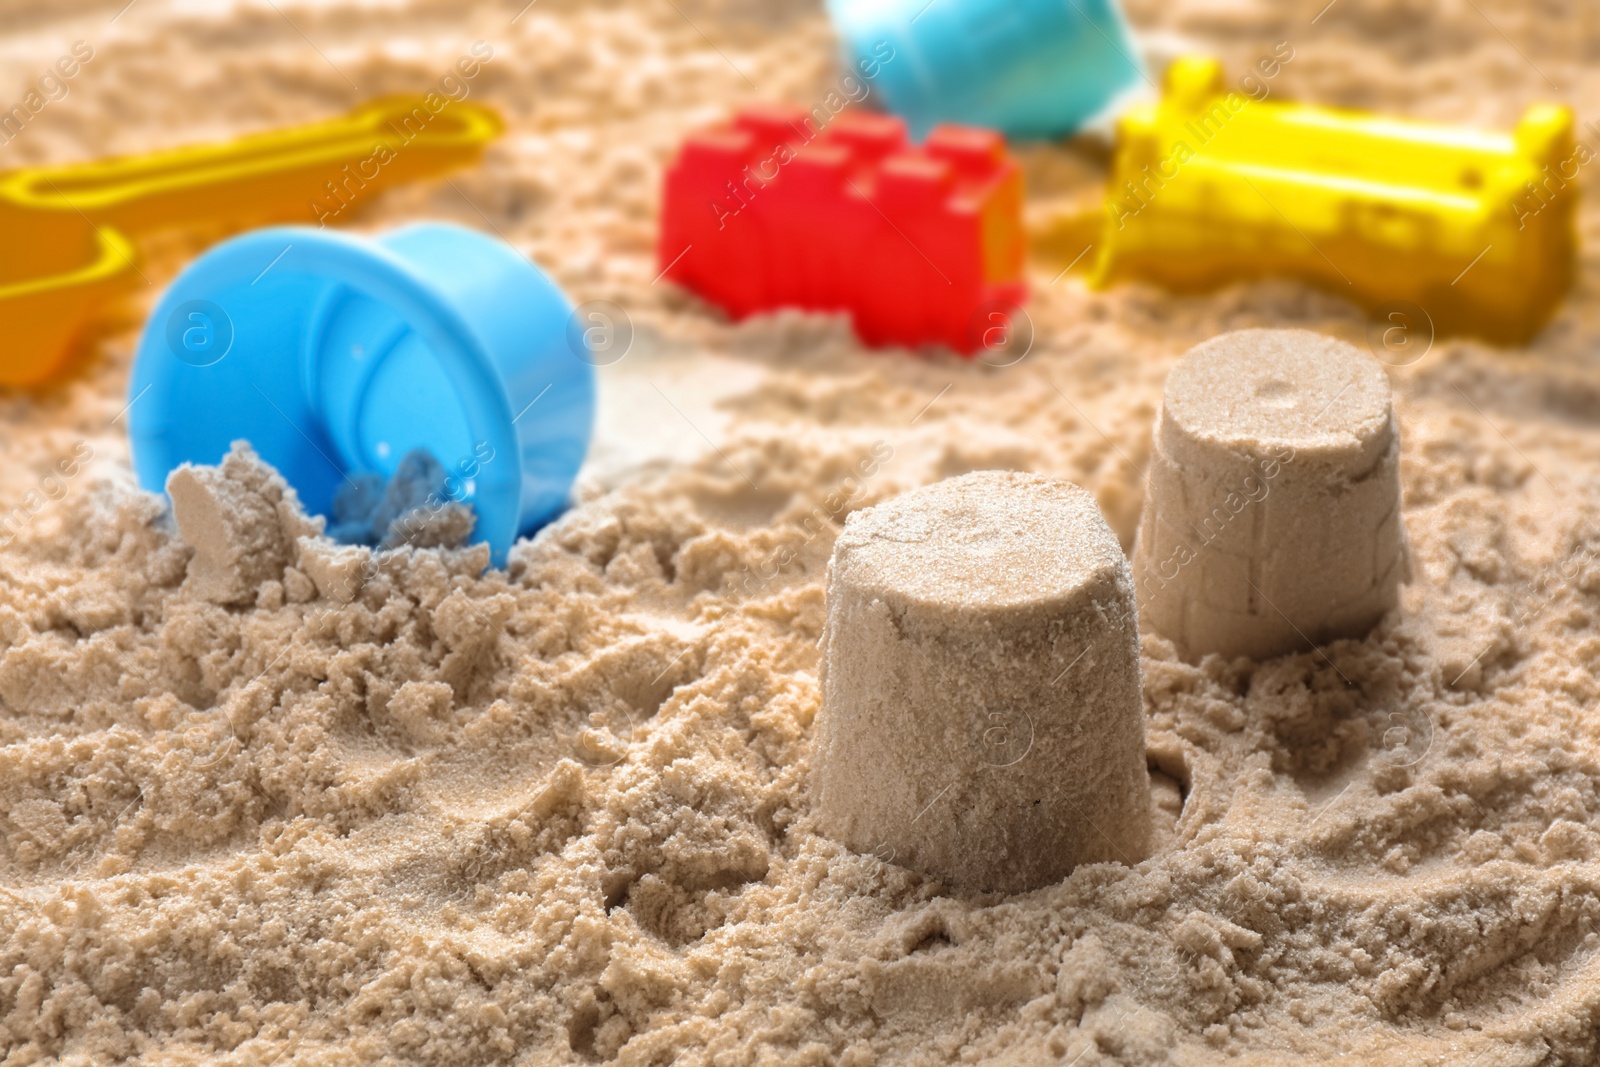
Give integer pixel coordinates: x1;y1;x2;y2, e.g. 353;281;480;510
828;0;1146;141
128;223;596;564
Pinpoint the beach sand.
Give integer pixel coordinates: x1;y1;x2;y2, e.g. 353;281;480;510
3;0;1600;1062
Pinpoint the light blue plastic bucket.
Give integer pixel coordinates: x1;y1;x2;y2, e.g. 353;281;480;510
127;223;596;564
828;0;1146;141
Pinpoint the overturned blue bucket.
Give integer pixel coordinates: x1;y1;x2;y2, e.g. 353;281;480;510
127;223;596;564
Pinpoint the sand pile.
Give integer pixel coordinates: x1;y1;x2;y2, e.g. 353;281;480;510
4;0;1600;1064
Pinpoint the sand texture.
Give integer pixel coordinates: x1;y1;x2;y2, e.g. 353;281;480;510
3;0;1600;1064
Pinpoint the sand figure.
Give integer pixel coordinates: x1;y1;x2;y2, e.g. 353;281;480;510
814;470;1151;895
1133;328;1409;660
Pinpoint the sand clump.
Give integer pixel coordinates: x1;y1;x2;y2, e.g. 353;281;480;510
165;442;323;606
815;471;1151;894
167;442;475;608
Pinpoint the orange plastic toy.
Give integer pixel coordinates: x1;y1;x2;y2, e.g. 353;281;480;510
0;95;502;386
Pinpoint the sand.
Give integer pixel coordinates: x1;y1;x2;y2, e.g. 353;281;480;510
814;471;1151;895
1133;329;1408;661
3;0;1600;1064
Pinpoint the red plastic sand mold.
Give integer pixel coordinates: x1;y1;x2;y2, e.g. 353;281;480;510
658;105;1027;354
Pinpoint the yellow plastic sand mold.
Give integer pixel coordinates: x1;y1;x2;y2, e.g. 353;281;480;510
0;95;503;387
1093;57;1578;345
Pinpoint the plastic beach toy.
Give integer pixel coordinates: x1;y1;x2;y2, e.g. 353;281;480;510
127;223;595;564
1094;57;1578;345
825;0;1146;140
0;96;502;386
659;104;1026;354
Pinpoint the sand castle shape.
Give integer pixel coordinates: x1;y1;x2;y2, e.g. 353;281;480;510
814;471;1151;895
1133;329;1409;661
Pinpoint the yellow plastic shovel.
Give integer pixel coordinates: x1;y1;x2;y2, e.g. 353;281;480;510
0;95;502;386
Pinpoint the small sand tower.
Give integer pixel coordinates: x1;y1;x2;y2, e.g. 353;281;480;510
813;471;1151;895
1133;329;1408;661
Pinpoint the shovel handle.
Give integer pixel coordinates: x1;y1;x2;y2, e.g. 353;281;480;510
0;95;501;233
